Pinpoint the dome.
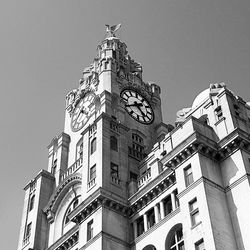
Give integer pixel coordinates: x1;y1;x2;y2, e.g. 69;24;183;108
192;88;210;109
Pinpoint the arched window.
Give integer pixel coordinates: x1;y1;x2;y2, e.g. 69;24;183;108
65;208;71;225
165;224;184;250
90;138;97;154
73;198;79;209
110;136;118;151
142;245;157;250
64;196;80;226
29;195;35;211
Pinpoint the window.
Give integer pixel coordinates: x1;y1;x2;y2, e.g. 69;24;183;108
130;171;138;180
132;133;143;144
73;198;79;209
173;189;180;208
184;164;194;187
90;138;96;154
25;222;32;239
110;136;118;151
137;216;144;236
90;165;96;180
52;159;57;175
65;208;71;224
64;196;80;226
163;195;172;216
29;195;35;211
79;143;83;158
234;104;240;117
189;198;201;227
169;227;184;250
87;219;93;241
215;105;223;120
110;162;119;178
129;133;145;160
142;245;157;250
195;239;205;250
147;208;155;228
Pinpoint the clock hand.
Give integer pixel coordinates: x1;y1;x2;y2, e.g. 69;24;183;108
76;108;87;122
137;105;146;116
125;102;143;108
126;101;146;116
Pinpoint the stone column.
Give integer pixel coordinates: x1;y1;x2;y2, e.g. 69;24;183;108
133;221;137;239
171;192;176;210
143;213;148;232
154;204;160;223
160;201;165;219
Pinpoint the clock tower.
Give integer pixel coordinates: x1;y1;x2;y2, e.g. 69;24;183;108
17;25;172;250
17;24;250;250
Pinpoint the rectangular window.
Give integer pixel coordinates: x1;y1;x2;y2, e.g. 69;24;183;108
29;195;35;212
90;138;97;154
79;143;83;158
110;136;118;151
110;162;119;178
189;198;201;227
234;104;240;117
184;164;194;187
173;189;180;208
195;238;205;250
52;159;57;175
25;222;32;239
147;208;155;228
163;195;172;216
87;219;93;241
215;105;223;120
137;216;144;236
89;165;96;180
130;171;138;180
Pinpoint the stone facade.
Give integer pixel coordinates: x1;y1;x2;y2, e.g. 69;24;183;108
17;29;250;250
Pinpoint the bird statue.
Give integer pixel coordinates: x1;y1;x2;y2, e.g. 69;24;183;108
105;24;121;38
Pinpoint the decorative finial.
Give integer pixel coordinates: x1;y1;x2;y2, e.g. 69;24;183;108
105;24;121;38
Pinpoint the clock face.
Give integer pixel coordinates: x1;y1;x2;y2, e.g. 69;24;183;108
121;89;154;124
71;93;95;132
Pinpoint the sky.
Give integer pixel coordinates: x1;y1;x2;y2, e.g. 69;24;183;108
0;0;250;249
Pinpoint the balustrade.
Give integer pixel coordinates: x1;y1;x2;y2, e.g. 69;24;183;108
60;158;82;183
137;169;151;188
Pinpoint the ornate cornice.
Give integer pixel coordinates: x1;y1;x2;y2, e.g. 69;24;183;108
69;188;129;224
129;171;176;218
46;225;79;250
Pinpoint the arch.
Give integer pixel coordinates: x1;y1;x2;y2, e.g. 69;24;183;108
62;195;81;234
142;245;157;250
43;173;82;218
54;183;81;239
165;223;184;250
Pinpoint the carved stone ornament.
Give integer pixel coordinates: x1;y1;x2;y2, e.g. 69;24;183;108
66;71;99;117
66;89;78;115
119;82;153;104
